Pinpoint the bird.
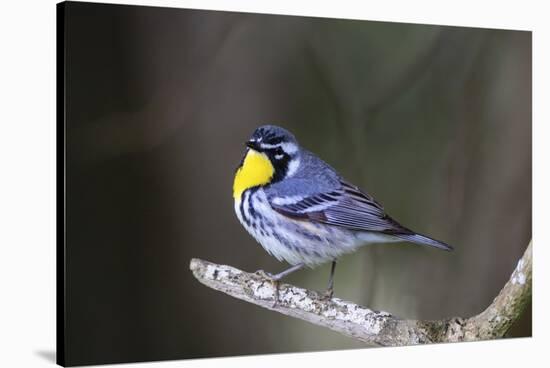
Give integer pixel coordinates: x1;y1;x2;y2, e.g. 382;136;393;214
232;124;452;301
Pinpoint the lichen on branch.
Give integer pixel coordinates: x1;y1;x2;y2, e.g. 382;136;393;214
190;241;531;346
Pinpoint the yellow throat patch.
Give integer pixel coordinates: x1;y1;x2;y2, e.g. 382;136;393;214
233;149;274;200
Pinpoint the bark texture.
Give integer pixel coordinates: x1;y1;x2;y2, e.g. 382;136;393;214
190;241;531;346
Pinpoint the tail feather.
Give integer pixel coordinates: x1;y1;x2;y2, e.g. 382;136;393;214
394;233;453;251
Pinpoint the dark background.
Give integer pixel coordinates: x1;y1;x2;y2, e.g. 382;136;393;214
62;2;532;366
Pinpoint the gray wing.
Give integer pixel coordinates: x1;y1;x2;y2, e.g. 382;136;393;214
266;150;453;250
268;180;410;234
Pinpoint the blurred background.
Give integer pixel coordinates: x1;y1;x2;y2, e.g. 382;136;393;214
63;2;532;366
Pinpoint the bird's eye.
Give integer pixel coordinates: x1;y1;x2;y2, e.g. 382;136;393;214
275;147;284;155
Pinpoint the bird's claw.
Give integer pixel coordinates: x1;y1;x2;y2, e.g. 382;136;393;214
254;269;280;307
321;288;334;301
255;269;275;280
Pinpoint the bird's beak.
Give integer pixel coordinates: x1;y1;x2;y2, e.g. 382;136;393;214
245;140;260;151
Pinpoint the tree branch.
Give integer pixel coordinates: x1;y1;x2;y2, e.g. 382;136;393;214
189;241;531;346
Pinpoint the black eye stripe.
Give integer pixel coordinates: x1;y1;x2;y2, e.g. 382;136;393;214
264;147;285;156
269;151;291;183
254;135;285;145
265;137;284;145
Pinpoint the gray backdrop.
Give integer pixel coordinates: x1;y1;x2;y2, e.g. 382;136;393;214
64;2;531;366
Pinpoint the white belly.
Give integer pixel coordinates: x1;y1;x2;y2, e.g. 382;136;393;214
234;189;377;266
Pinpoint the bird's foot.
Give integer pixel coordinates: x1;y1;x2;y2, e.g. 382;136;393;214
255;269;280;307
321;287;334;301
254;269;275;280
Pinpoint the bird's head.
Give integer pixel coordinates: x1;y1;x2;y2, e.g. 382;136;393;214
233;125;302;200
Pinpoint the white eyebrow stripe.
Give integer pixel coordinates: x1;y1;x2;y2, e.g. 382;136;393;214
259;142;298;154
259;143;280;149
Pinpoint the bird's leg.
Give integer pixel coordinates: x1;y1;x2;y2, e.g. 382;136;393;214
323;260;337;299
255;263;305;307
266;263;306;280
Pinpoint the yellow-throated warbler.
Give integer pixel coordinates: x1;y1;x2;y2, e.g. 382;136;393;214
233;125;452;299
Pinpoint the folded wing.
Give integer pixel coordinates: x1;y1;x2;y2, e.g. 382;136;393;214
269;180;409;234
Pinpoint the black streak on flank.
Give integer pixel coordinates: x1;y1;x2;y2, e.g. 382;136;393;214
239;191;251;226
